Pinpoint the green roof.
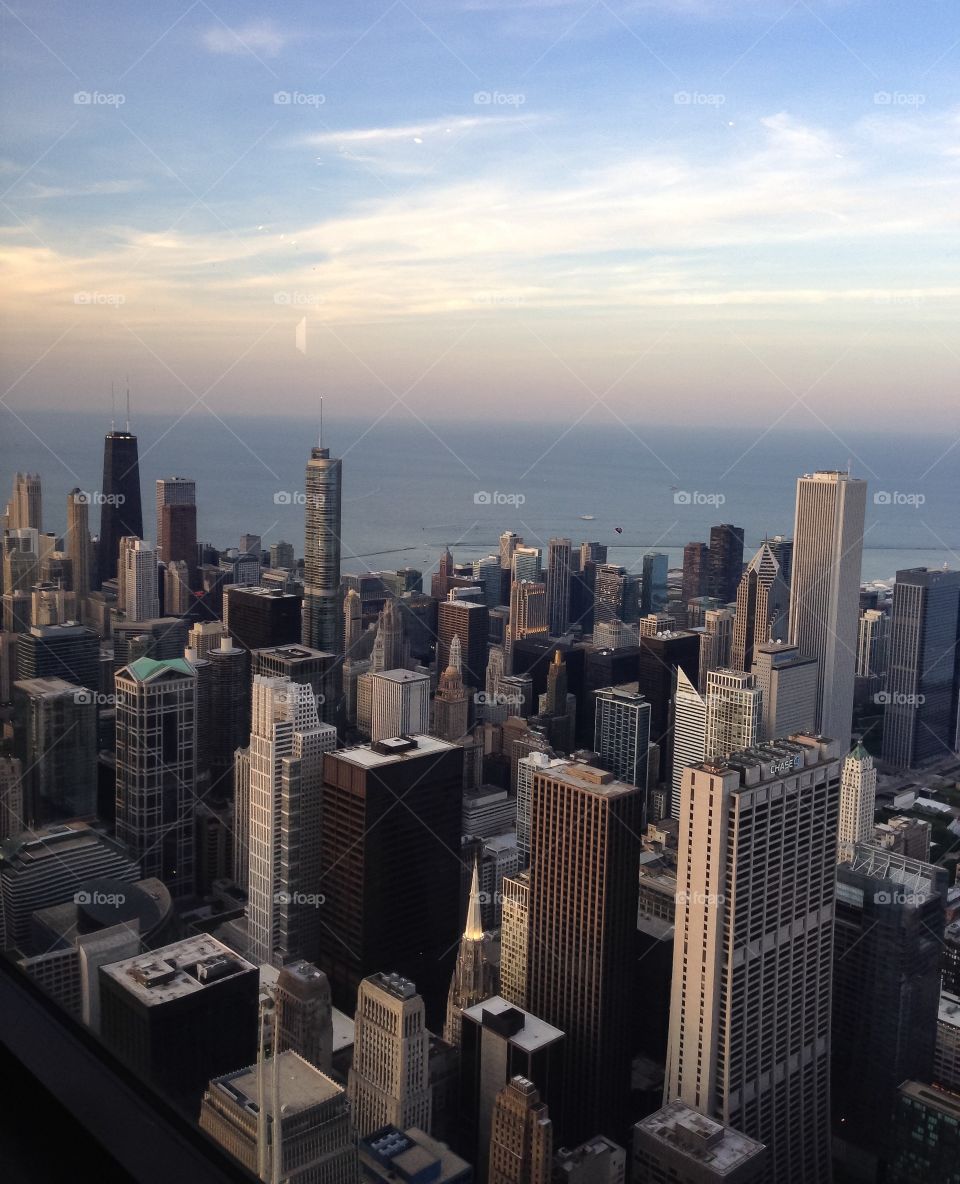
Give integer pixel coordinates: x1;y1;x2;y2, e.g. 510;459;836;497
124;656;195;681
849;742;870;761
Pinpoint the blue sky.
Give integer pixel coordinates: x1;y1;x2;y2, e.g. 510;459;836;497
1;0;959;429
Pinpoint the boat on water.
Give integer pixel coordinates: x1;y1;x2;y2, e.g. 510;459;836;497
579;514;595;520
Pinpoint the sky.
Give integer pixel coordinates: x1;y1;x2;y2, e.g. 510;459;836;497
1;0;959;430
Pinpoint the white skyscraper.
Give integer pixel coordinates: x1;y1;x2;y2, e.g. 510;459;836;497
837;742;877;856
704;668;762;762
247;676;337;966
665;734;841;1184
670;668;706;818
789;470;867;751
347;972;431;1137
368;669;430;742
120;538;159;620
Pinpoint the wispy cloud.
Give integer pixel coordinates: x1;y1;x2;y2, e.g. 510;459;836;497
300;114;530;149
24;180;144;200
200;20;289;57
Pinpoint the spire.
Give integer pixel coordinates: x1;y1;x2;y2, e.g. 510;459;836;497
449;634;462;675
125;374;131;432
319;394;324;449
465;859;484;941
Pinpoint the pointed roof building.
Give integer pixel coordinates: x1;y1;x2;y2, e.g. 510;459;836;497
443;860;497;1047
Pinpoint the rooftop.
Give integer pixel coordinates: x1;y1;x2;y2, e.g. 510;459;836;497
939;992;960;1031
101;934;256;1005
635;1100;765;1173
462;995;564;1051
898;1080;960;1119
120;656;196;682
374;668;430;684
537;761;638;799
211;1050;342;1117
332;733;456;770
368;971;420;1002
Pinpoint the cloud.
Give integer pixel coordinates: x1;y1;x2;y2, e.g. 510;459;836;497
25;180;144;200
201;20;288;57
300;115;529;149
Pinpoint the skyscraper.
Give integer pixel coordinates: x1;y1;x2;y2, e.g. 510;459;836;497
750;641;818;742
707;524;745;605
731;542;790;671
881;567;960;768
246;677;337;966
665;735;840;1184
641;552;669;616
368;669;430;741
439;597;488;690
302;443;342;654
347;972;432;1136
527;762;640;1143
433;635;469;742
155;477;196;560
120;538;160;621
788;470;867;750
319;735;462;1018
637;629;700;785
160;503;197;588
832;843;947;1174
696;607;734;691
114;656;197;898
546;538;573;636
443;861;497;1047
274;960;334;1073
633;1103;766;1184
488;1076;553;1184
837;743;877;852
12;677;97;822
8;471;42;531
593;685;651;791
343;586;362;656
670;668;706;818
65;489;92;611
682;542;711;604
703;668;762;761
98;424;144;587
506;580;547;673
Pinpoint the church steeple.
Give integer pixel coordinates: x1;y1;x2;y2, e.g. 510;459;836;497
442;858;497;1046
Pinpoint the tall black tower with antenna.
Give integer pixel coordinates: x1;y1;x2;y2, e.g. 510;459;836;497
96;379;144;587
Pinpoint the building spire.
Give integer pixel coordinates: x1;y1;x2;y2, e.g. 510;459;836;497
319;394;324;450
125;374;131;432
465;858;484;941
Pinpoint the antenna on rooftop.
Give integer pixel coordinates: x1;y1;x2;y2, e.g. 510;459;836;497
125;375;131;432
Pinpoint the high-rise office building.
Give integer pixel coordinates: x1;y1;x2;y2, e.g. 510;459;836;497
443;861;497;1047
155;477;195;560
225;585;302;650
319;736;462;1018
515;751;565;867
881;567;960;769
98;425;144;587
368;669;430;742
670;668;706;819
832;843;947;1174
641;552;669;616
546;538;573;636
731;543;790;671
439;597;488;690
302;444;342;654
270;539;296;571
595;564;641;625
252;644;338;729
343;587;362;656
632;1102;766;1184
17;621;99;692
500;531;522;572
750;641;818;742
246;677;337;966
65;489;92;611
593;685;651;792
159;503;197;588
682;542;710;604
703;668;762;761
499;872;530;1006
528;762;640;1143
708;524;745;604
0;756;24;842
665;735;840;1184
506;580;547;673
511;546;542;585
12;677;97;822
856;607;889;681
885;1082;960;1184
200;1050;358;1184
488;1076;553;1184
114;656;197;898
789;470;867;751
696;607;734;692
459;997;564;1180
8;471;42;531
433;635;469;742
348;972;432;1136
474;554;503;609
120;538;160;621
99;934;258;1109
274;960;334;1073
637;630;700;786
837;743;877;853
766;534;793;586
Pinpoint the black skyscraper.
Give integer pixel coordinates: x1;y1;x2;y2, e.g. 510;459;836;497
708;523;745;604
98;429;144;587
